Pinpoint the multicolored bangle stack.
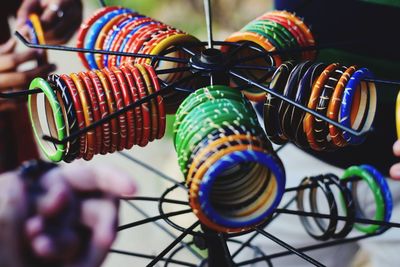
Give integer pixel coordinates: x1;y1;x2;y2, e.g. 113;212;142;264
174;85;286;233
264;61;377;151
76;6;202;113
223;10;316;102
28;63;165;162
297;165;392;240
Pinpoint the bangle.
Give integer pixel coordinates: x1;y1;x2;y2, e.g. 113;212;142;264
120;65;143;145
125;62;151;147
341;166;384;233
340;68;377;145
60;74;86;158
77;6;120;69
279;61;312;141
145;64;166;139
103;68;128;151
94;70;119;153
327;66;357;147
70;73;96;160
47;74;80;162
88;71;112;155
84;8;133;69
79;72;103;155
396;90;400;139
297;175;338;240
28;78;66;162
314;66;347;150
304;63;339;151
111;66;136;149
292;63;326;148
136;64;158;142
264;61;295;144
324;174;355;239
28;14;48;64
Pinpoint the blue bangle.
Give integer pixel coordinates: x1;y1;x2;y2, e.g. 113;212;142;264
360;165;393;226
116;21;156;66
198;150;285;229
103;15;145;67
84;8;133;69
26;19;39;44
339;68;376;145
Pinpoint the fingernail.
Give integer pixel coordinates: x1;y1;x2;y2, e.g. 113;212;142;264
33;236;52;257
26;217;44;237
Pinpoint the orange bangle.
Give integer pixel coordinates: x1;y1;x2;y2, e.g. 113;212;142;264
70;73;96;160
304;63;339;151
327;66;356;147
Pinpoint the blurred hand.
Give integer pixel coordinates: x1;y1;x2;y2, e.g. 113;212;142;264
17;0;83;44
390;140;400;180
0;38;55;90
0;162;137;267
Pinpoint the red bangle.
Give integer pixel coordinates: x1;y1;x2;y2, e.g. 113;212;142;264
60;74;85;159
111;66;136;149
79;72;103;155
125;62;151;146
121;23;164;64
87;70;112;154
145;64;166;139
77;6;120;69
95;69;119;153
70;73;95;161
120;64;143;145
108;17;153;68
103;68;128;151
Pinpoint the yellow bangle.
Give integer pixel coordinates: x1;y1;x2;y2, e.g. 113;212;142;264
396;90;400;139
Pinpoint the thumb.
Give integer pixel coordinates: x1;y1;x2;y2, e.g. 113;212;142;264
16;0;41;28
0;39;16;54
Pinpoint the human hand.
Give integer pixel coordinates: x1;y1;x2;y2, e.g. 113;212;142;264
390;140;400;180
0;161;136;267
0;38;56;91
17;0;83;44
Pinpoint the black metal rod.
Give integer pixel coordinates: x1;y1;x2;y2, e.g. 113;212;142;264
230;70;370;137
117;208;192;231
124;201;204;261
232;65;276;71
236;233;377;266
110;249;197;267
147;221;201;267
120;196;189;205
42;73;196;144
15;31;189;64
276;208;400;228
203;0;214;49
231;196;296;258
118;152;188;191
0;88;42;98
255;228;326;267
275;144;288;154
156;66;191;75
175;45;197;56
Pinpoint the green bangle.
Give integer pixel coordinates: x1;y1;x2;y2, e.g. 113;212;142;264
28;77;67;162
176;100;262;172
243;23;287;50
340;166;385;233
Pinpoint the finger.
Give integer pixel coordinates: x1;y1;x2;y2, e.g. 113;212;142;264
0;63;56;89
16;0;41;28
0;49;42;72
393;140;400;157
0;39;16;54
25;216;45;239
58;162;137;197
390;163;400;180
73;199;117;267
37;181;71;217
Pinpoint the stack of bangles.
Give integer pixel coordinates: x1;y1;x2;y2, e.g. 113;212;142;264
28;63;165;163
264;61;377;151
174;85;285;233
222;10;316;102
25;13;48;65
297;165;392;240
77;6;203;113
